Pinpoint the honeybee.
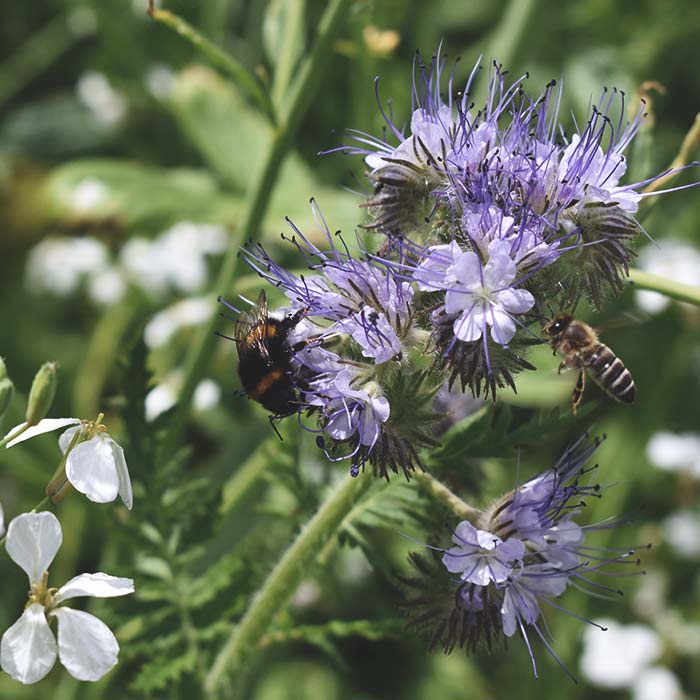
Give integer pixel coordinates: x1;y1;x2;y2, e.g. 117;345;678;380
219;290;305;417
543;314;636;414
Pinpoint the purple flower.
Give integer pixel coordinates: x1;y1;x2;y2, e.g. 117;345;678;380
403;435;644;678
240;201;438;479
442;521;525;586
414;239;538;337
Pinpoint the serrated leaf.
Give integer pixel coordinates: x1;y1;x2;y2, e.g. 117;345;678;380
130;647;196;694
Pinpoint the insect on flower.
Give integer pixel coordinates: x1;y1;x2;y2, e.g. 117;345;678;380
543;313;636;414
217;290;306;418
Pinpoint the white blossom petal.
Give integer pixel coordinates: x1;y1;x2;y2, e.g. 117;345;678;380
452;307;486;342
6;512;62;584
496;287;535;314
55;573;135;604
110;440;133;510
483;253;516;289
59;425;84;453
1;604;57;684
66;435;119;504
4;418;80;448
53;608;119;682
488;308;517;345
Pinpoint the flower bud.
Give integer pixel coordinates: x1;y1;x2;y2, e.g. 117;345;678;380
25;362;58;426
0;378;13;420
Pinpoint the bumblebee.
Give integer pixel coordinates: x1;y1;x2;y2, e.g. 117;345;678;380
224;290;305;416
543;314;636;414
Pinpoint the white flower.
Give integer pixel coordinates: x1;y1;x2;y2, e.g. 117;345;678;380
415;241;535;345
3;418;133;510
580;619;661;689
1;512;134;684
59;425;133;509
662;510;700;559
635;240;700;314
647;431;700;478
632;667;684;700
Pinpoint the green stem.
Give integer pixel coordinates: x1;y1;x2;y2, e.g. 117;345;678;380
161;0;351;453
204;472;373;694
412;472;480;522
220;435;289;515
627;268;700;307
147;2;276;123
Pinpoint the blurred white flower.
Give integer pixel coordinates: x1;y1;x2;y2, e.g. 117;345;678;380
145;64;176;100
0;512;133;684
76;71;127;126
662;510;700;559
144;296;211;348
632;666;684;700
121;222;228;297
635;240;700;314
26;237;109;297
59;425;133;509
193;379;221;413
647;431;700;478
86;266;127;306
70;178;108;214
580;619;661;688
145;371;220;421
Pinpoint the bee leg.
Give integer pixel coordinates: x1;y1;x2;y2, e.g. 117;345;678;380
557;361;567;375
268;415;284;441
571;370;585;415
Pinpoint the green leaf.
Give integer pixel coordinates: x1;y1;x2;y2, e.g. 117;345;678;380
168;65;360;234
41;158;240;233
263;0;306;107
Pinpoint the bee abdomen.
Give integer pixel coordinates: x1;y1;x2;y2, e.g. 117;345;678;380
585;343;636;403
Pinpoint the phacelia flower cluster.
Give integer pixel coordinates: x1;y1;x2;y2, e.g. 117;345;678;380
333;53;691;397
240;201;439;479
401;435;644;676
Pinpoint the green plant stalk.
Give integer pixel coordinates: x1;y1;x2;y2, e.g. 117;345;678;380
412;472;480;522
161;0;351;453
0;13;83;108
148;3;276;123
220;435;287;515
627;269;700;307
271;0;307;110
205;472;374;694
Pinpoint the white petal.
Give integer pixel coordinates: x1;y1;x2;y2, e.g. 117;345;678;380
59;425;84;453
1;604;57;684
6;512;62;584
66;435;119;504
5;418;80;448
53;608;119;682
452;307;486;342
110;440;133;510
56;573;134;604
496;288;535;314
483;253;516;289
489;309;516;345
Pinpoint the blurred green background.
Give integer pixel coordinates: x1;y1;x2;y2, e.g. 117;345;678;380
1;0;699;698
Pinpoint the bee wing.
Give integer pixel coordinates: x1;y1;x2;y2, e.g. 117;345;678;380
595;311;649;335
234;290;270;356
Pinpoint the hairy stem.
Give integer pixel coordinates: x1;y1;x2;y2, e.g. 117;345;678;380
413;472;480;522
160;0;351;454
205;473;373;694
627;268;700;307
